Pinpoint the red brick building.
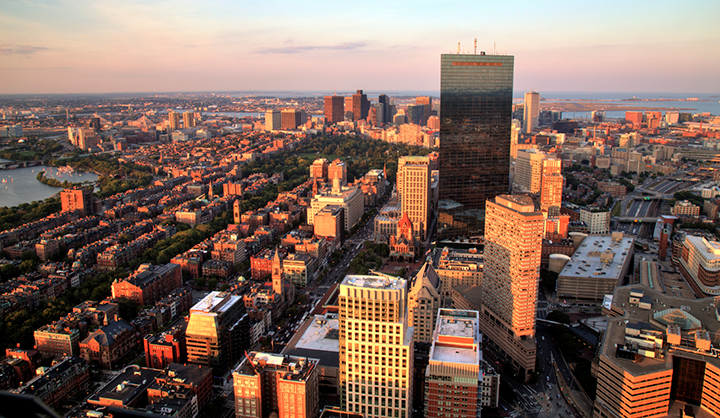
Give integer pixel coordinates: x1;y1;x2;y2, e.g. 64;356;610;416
79;320;135;369
144;317;187;369
112;263;182;306
60;187;93;217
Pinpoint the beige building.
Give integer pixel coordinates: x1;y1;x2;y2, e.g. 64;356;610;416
434;247;484;299
407;262;442;343
338;274;414;418
514;149;546;193
524;91;539;133
479;195;543;380
579;209;611;234
397;156;432;240
672;199;700;217
307;176;363;233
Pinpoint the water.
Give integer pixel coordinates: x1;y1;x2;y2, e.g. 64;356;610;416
0;162;99;208
513;91;720;119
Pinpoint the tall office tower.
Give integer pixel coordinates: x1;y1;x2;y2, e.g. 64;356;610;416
425;309;499;418
405;105;425;126
438;53;514;240
265;109;281;131
338;274;414;418
168;110;180;131
328;159;347;186
344;96;354;120
513;149;546;193
90;117;101;132
233;351;319;418
523;91;539;133
407;262;441;343
60;187;94;217
281;108;302;130
416;97;432;124
352;90;369;122
540;158;563;213
482;195;543;380
397;156;431;240
325;95;345;125
378;94;390;125
183;111;195;128
371;103;385;126
186;291;244;374
233;199;241;224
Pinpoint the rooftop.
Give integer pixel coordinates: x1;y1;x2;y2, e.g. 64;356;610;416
559;233;635;280
429;309;480;366
340;274;406;291
190;291;242;315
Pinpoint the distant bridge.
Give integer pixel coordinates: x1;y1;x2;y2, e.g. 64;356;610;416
0;160;43;170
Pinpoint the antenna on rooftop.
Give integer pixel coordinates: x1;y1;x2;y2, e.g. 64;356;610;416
474;38;477;55
457;42;460;54
493;42;497;55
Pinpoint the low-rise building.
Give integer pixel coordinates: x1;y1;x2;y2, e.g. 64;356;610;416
79;319;135;369
111;263;182;306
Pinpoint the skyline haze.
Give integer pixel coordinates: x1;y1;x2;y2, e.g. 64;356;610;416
1;0;719;94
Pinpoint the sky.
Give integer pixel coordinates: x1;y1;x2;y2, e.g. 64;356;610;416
1;0;719;95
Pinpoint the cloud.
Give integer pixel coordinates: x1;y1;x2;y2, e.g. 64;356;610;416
255;42;366;54
0;44;49;56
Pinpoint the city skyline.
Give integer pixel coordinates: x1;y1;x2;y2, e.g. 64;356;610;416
1;0;719;94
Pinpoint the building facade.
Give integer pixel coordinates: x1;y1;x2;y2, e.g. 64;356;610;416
523;91;539;133
438;53;514;240
338;274;414;418
397;156;432;240
481;195;543;380
325;96;345;125
60;188;93;217
233;351;320;418
111;263;182;307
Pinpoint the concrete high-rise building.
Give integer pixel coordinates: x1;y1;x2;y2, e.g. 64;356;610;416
352;90;369;122
338;274;414;418
344;96;354;121
281;108;302;130
378;94;391;125
540;158;563;213
325;96;344;125
397;156;431;240
514;149;546;193
310;158;330;182
407;262;441;343
60;187;94;217
424;309;500;418
186;291;244;374
524;91;539;133
416;97;432;124
233;351;319;418
438;53;514;240
168;110;180;131
482;195;543;380
307;176;363;232
183;111;195;129
265;109;281;131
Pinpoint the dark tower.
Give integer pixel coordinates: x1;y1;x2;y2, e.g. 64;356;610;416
437;53;514;241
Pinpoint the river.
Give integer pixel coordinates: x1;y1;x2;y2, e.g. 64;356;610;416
0;159;99;208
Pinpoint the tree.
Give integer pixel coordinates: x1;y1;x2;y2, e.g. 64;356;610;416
547;310;571;324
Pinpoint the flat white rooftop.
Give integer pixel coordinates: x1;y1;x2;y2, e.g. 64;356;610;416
190;291;242;315
294;314;339;352
559;235;634;280
341;274;406;290
430;309;480;366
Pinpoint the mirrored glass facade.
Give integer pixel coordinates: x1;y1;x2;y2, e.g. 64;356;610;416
438;54;514;240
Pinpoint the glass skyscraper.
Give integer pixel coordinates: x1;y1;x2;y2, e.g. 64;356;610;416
438;53;514;241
